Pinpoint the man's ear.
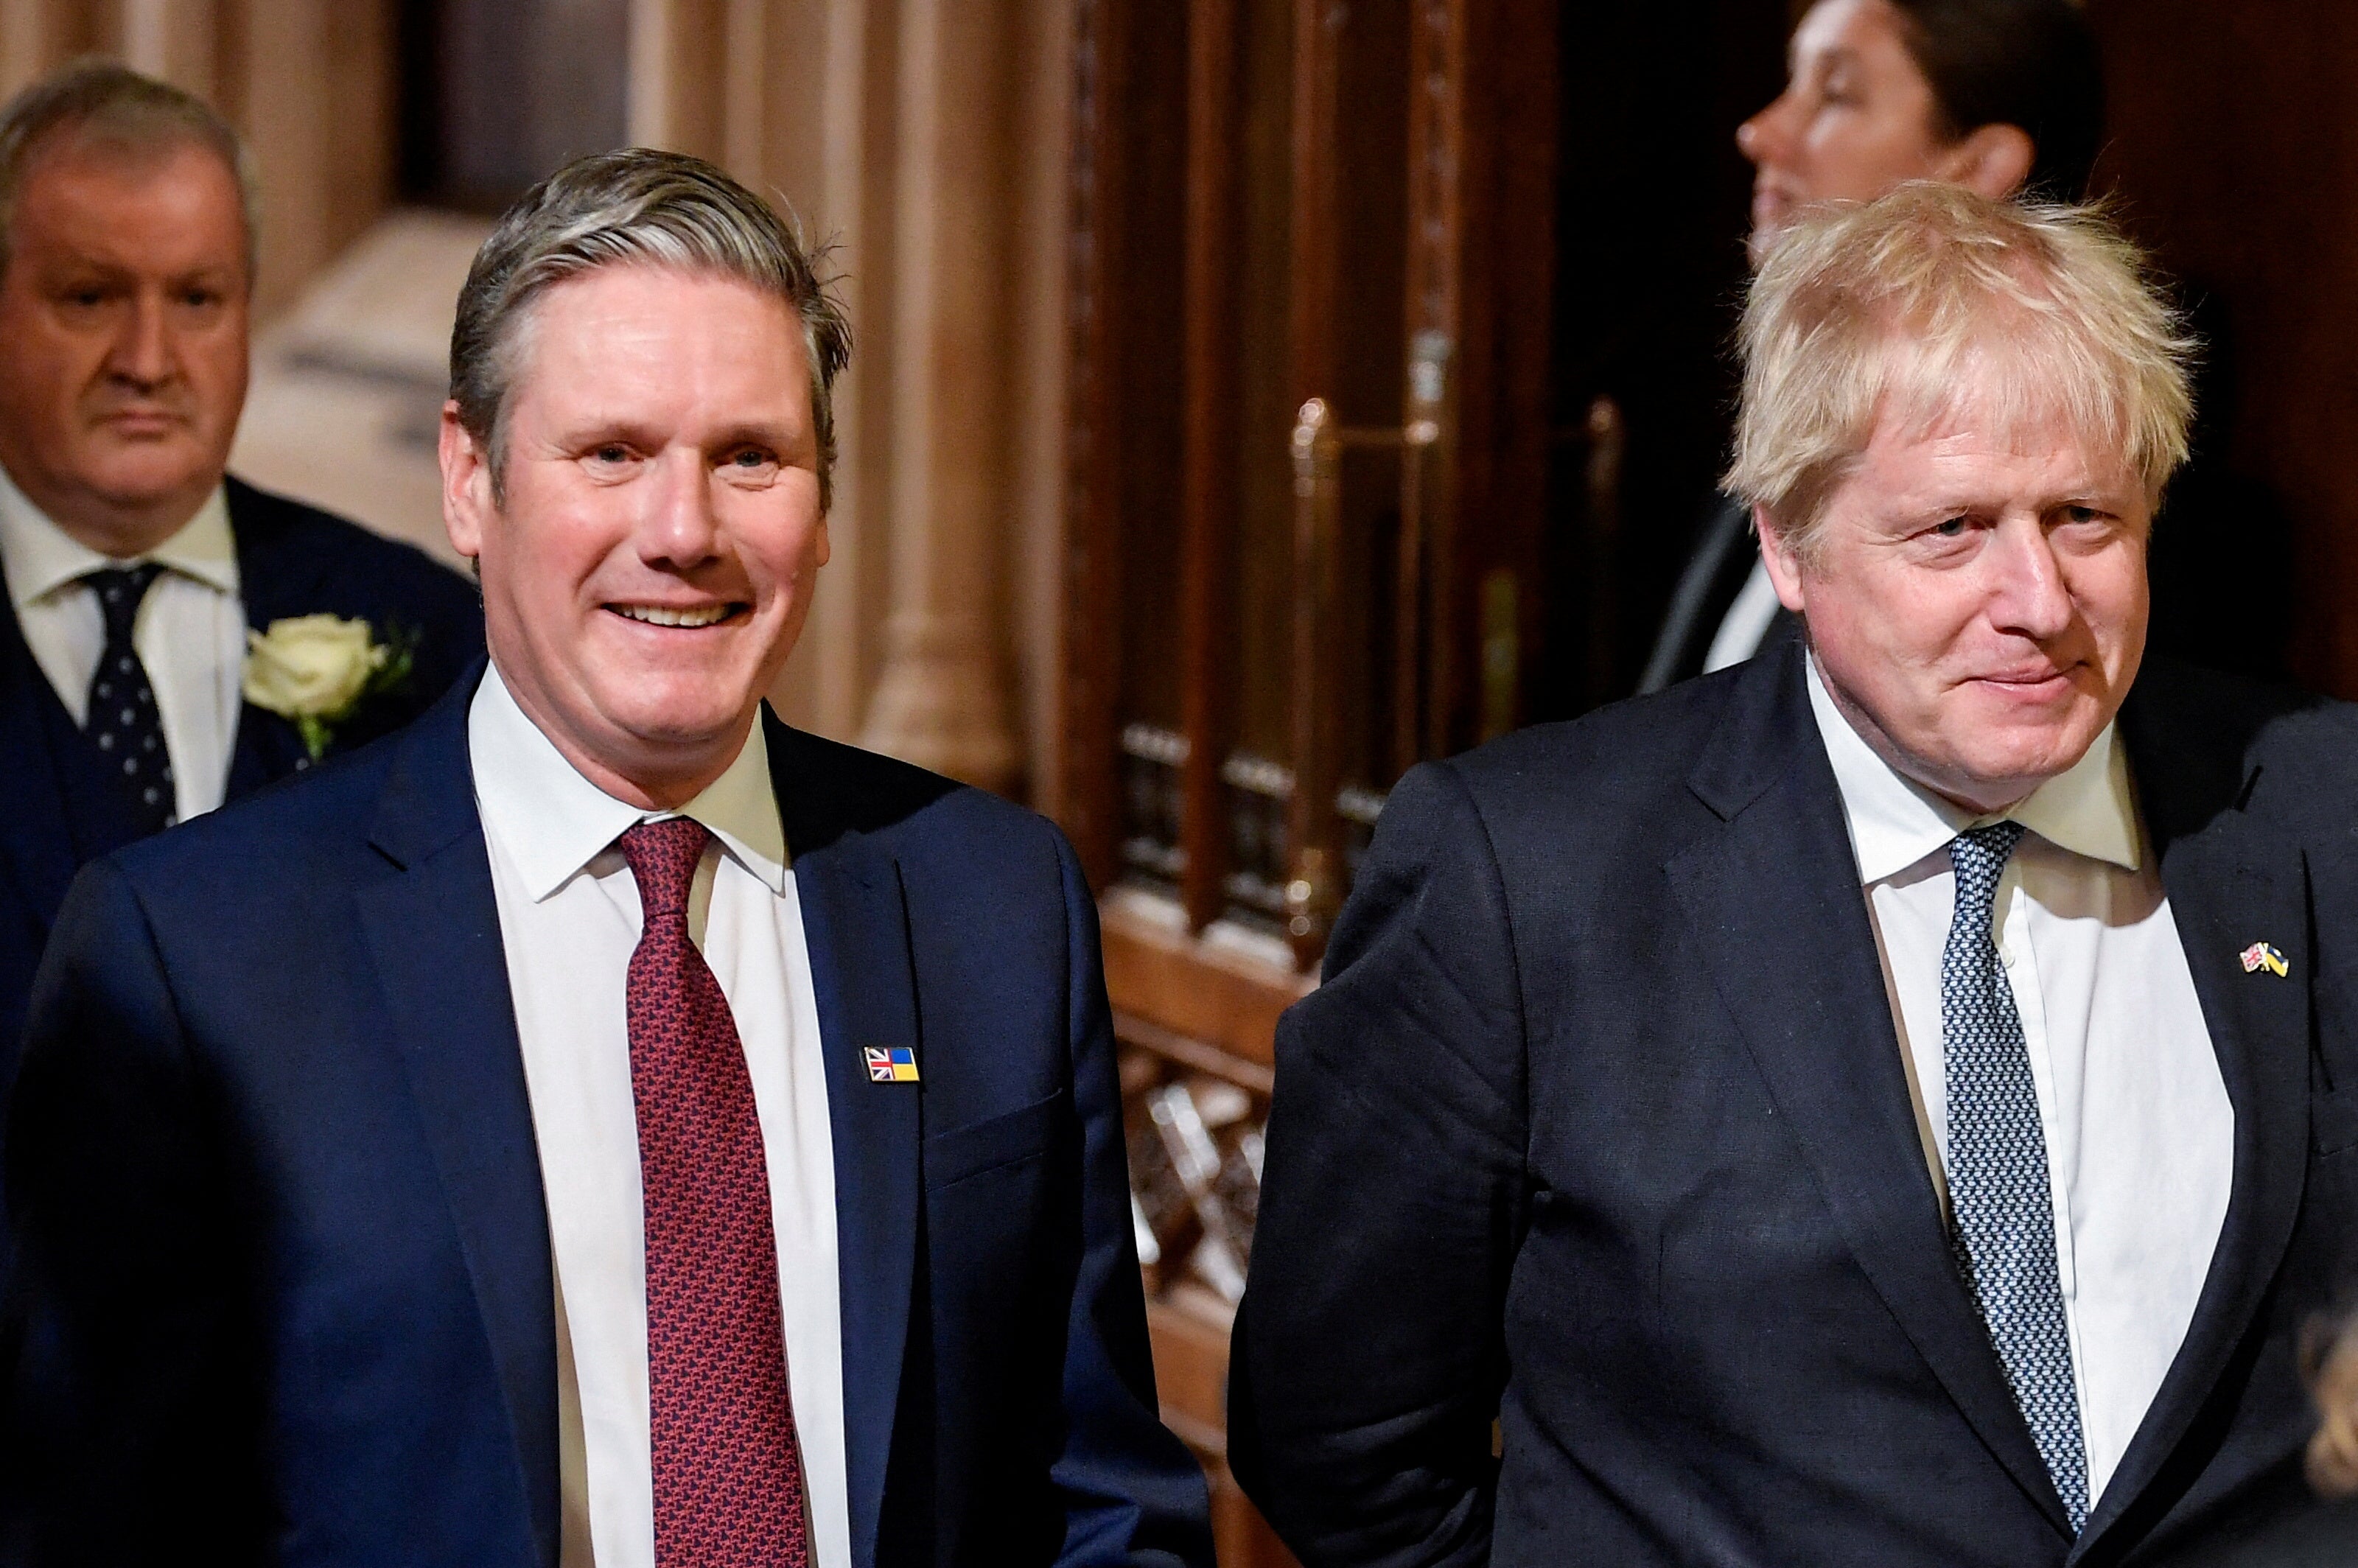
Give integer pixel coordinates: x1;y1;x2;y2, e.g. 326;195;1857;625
1752;503;1809;614
1939;123;2037;201
438;402;491;562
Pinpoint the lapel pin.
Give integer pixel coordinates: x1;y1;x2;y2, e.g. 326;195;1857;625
864;1046;920;1083
2239;942;2289;978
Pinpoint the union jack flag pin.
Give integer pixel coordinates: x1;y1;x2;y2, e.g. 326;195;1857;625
2239;942;2289;978
864;1046;920;1083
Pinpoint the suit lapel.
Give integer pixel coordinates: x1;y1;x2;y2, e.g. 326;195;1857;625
2074;692;2312;1558
1665;645;2076;1538
224;477;329;797
772;716;923;1568
354;677;559;1568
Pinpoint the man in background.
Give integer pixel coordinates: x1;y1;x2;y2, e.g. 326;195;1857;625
1640;0;2102;693
0;61;482;1051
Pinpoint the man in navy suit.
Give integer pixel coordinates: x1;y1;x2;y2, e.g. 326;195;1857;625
0;62;483;1053
1233;186;2358;1564
6;148;1211;1567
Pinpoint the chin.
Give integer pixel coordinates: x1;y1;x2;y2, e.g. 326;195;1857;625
1959;727;2100;793
85;449;214;506
595;679;758;753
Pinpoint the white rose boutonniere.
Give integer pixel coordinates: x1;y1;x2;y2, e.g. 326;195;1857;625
242;614;415;762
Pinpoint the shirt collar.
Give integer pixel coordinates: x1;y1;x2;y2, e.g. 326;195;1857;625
467;661;790;902
1805;652;2142;884
0;462;237;608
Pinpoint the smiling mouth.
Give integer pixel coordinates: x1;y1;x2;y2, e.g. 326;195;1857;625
1973;668;2077;693
609;603;742;629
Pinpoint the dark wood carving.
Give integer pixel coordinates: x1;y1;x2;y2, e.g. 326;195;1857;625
1060;0;1122;890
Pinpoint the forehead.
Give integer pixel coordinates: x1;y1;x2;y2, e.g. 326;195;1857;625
1793;0;1914;68
10;135;243;262
506;263;810;416
1855;358;2142;503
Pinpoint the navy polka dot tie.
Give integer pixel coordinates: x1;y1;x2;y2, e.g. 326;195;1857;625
619;818;811;1567
81;564;173;838
1943;821;2090;1532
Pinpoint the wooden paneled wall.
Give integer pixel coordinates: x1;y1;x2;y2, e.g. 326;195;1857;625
2088;0;2358;698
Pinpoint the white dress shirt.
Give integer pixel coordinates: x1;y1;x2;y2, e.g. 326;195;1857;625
0;464;244;823
471;666;850;1568
1805;656;2234;1508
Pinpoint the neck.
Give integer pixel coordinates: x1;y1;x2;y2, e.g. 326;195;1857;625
565;730;751;813
1813;654;2042;818
508;687;758;815
1;461;211;559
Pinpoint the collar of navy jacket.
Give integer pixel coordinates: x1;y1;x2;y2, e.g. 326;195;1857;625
1665;637;2312;1562
358;660;946;1568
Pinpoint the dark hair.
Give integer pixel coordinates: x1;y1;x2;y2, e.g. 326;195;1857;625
1885;0;2107;202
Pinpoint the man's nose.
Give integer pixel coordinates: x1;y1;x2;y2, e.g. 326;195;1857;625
1986;524;2075;641
106;291;175;388
638;450;724;566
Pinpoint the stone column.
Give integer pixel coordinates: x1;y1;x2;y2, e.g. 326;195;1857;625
231;0;393;320
626;0;724;160
117;0;214;97
854;0;1019;792
0;0;88;100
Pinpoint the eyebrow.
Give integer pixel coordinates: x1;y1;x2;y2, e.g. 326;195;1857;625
707;420;807;450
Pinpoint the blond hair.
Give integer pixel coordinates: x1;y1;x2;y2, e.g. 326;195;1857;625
1726;183;2195;561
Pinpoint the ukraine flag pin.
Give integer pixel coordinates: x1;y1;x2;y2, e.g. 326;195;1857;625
864;1046;920;1083
2239;942;2289;978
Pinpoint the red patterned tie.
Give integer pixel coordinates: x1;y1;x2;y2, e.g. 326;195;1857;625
619;818;811;1567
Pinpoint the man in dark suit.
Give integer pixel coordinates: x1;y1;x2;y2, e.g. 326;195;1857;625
0;62;482;1051
1232;186;2358;1566
6;146;1208;1568
1640;0;2102;693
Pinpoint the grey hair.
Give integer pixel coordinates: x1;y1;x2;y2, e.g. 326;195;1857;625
0;57;259;278
449;147;854;511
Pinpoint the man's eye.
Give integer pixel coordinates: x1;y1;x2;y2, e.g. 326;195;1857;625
592;445;630;464
730;449;773;468
1931;517;1968;538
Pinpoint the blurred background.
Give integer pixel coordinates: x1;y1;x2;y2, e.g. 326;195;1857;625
4;1;2354;1559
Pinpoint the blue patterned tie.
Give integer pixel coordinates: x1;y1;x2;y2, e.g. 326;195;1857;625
1943;821;2089;1533
81;564;174;837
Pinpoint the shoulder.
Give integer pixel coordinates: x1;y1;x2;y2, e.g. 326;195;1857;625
766;718;1074;881
1408;660;1758;856
2125;657;2358;820
102;726;402;914
1324;665;1762;973
226;475;480;622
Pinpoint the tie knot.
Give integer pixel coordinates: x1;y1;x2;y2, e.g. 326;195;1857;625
618;816;710;919
1948;819;2027;911
83;563;164;641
